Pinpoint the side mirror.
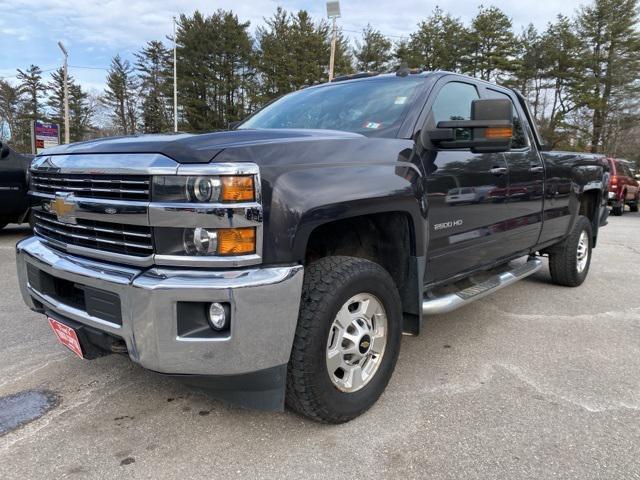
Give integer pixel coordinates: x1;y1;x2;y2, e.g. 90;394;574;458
423;98;513;153
0;141;10;159
228;120;242;130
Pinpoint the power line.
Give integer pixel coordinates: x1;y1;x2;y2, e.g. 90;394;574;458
341;28;407;40
69;65;109;71
0;67;58;80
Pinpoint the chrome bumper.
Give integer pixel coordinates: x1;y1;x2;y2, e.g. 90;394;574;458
16;236;304;376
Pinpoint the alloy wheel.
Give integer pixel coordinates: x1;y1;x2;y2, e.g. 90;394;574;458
325;293;388;393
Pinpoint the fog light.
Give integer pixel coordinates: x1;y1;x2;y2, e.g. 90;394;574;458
208;303;228;331
183;228;218;256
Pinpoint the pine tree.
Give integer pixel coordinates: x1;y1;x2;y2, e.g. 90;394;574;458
507;25;544;98
176;10;255;131
576;0;640;153
47;67;74;140
464;6;517;81
256;7;294;100
354;24;392;72
68;84;93;141
16;64;47;120
102;55;138;135
291;10;331;86
256;8;350;100
331;28;355;78
538;16;584;146
135;41;173;133
0;80;22;145
215;11;258;126
400;7;468;72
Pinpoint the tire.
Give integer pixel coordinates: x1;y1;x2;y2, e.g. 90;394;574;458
548;216;593;287
612;198;624;216
286;256;402;424
630;199;639;213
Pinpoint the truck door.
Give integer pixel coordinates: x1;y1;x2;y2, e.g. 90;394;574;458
422;80;511;283
482;87;544;253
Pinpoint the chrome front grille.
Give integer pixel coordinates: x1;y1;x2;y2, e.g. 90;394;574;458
29;155;263;268
33;210;153;258
31;172;150;201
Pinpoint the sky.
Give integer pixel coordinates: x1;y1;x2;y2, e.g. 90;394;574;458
1;0;587;92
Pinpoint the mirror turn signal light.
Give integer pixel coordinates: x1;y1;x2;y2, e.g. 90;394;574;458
221;176;255;202
217;228;256;255
484;127;513;139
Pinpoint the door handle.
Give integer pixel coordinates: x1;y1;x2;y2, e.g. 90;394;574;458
529;166;544;174
489;167;508;175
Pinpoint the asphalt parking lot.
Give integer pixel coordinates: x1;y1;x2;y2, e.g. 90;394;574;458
1;215;639;480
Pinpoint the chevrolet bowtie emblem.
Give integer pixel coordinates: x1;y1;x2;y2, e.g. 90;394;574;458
50;193;77;224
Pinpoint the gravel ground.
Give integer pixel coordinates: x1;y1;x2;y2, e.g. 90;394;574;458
0;215;639;480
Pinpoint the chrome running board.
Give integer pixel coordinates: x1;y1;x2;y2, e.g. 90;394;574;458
422;257;543;315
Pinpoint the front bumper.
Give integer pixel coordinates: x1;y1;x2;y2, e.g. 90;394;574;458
16;236;304;377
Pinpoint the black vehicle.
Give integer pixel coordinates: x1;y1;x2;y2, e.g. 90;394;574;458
0;142;31;229
16;72;608;423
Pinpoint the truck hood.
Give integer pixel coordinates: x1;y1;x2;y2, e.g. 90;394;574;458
39;129;365;164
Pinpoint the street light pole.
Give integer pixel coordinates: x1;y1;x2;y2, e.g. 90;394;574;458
326;1;341;82
329;17;337;82
57;41;70;144
173;16;178;133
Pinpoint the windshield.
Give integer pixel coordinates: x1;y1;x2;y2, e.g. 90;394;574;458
239;77;424;137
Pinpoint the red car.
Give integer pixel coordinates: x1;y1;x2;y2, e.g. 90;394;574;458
607;158;639;216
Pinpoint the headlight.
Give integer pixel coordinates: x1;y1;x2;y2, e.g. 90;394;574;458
186;177;221;202
156;227;256;257
153;176;255;203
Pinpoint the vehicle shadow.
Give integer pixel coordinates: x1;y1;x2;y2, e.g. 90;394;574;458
0;224;31;236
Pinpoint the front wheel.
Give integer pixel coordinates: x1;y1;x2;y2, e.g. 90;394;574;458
286;256;402;423
548;216;593;287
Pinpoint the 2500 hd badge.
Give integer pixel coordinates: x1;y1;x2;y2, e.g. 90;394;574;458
433;219;464;231
17;71;609;424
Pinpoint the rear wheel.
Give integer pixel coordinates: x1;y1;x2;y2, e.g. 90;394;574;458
630;197;639;212
612;196;625;216
286;256;402;423
548;216;593;287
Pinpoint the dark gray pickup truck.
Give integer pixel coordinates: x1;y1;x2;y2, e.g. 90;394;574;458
0;142;31;229
16;71;608;423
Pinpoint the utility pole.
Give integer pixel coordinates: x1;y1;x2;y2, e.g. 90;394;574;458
329;17;337;82
57;41;70;144
173;16;178;133
326;1;341;82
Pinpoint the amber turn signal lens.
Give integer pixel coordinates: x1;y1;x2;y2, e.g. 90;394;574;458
221;176;255;202
485;127;513;139
217;228;256;255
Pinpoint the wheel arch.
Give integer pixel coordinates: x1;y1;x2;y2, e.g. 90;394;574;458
302;210;425;333
578;188;602;247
